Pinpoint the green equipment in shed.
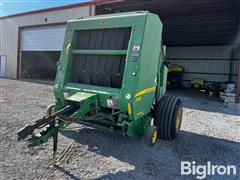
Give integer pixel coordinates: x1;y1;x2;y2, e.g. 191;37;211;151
167;64;184;89
17;11;183;166
191;78;204;89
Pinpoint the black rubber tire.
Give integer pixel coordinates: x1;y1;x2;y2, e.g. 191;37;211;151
146;125;158;146
154;95;183;140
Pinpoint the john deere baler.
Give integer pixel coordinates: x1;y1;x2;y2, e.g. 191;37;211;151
18;11;183;166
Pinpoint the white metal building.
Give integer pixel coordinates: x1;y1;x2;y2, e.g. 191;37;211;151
0;0;239;102
0;1;95;79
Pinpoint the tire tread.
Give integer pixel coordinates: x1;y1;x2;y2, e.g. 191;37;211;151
155;95;182;140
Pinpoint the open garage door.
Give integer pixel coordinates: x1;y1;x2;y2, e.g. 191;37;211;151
20;25;66;80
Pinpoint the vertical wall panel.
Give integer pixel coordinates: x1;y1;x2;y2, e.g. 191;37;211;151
166;46;235;87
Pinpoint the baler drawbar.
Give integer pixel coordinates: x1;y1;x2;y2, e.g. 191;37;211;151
17;104;79;142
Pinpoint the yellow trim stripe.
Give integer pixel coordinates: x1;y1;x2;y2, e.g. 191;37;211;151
128;103;132;115
135;87;156;98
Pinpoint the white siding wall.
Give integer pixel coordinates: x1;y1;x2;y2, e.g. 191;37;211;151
0;6;90;78
166;46;239;87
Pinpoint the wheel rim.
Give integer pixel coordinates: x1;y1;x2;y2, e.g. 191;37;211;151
152;130;157;144
176;110;181;129
46;104;55;116
49;107;55;116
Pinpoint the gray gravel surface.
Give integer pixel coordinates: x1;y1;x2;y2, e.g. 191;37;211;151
0;78;239;180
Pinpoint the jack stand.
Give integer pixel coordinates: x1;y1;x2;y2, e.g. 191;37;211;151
49;119;60;168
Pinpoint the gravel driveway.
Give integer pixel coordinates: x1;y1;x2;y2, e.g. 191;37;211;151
0;78;239;180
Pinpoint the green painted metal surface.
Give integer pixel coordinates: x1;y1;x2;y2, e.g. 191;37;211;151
53;11;166;137
71;49;127;56
65;92;96;102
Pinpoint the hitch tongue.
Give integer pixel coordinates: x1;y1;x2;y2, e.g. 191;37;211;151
17;104;79;145
17;124;34;140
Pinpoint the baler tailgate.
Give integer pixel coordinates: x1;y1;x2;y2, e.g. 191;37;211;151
71;28;131;89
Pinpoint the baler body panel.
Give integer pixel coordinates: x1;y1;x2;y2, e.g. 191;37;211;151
53;11;165;136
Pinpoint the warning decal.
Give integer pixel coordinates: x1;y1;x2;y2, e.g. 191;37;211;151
132;45;140;62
